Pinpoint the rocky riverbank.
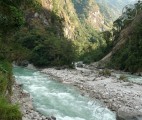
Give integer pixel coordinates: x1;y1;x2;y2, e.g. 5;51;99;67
41;67;142;120
11;79;56;120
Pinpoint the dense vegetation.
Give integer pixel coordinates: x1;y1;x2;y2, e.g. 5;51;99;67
0;0;78;67
110;20;142;72
78;28;112;64
14;28;76;67
0;0;31;119
0;0;106;67
0;60;22;120
107;1;142;72
10;0;108;67
80;1;142;72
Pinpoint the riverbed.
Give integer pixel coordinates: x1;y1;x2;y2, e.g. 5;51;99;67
41;67;142;120
13;66;116;120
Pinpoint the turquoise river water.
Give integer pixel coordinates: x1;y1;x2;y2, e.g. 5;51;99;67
13;66;116;120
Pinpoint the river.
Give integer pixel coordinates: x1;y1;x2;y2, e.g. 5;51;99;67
13;66;116;120
114;73;142;84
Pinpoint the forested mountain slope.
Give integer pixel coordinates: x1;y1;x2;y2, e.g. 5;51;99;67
96;0;136;22
10;0;108;67
101;1;142;73
1;0;141;70
1;0;113;68
72;0;109;30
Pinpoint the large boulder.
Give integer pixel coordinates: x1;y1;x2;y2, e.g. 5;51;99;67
117;115;142;120
26;64;36;70
51;116;56;120
117;107;142;120
75;61;84;68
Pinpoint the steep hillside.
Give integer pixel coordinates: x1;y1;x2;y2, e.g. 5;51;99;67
96;0;136;22
101;1;142;72
40;0;80;39
2;0;140;70
72;0;108;31
40;0;107;38
12;0;107;66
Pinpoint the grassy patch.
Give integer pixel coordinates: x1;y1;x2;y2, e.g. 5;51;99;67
0;60;13;95
0;60;22;120
119;75;128;82
0;97;22;120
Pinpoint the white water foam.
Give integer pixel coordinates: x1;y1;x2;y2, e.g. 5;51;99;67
13;67;116;120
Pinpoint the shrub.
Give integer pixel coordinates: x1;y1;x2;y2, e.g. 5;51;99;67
99;69;111;77
119;75;128;82
0;61;21;120
109;2;142;73
0;60;13;95
0;73;8;94
83;56;93;64
0;97;22;120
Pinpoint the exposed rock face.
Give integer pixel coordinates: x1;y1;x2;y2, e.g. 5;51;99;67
87;9;105;31
25;0;108;40
28;0;79;39
72;0;106;30
41;0;53;10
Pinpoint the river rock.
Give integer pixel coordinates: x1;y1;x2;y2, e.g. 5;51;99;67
17;83;23;87
22;117;29;120
75;61;84;68
34;12;39;18
117;107;142;120
27;64;36;70
117;115;142;120
51;116;56;120
12;80;49;120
